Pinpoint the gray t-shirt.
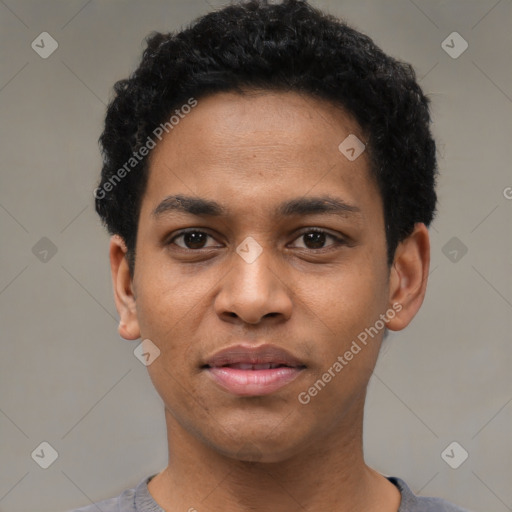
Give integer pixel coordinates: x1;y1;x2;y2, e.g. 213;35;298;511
70;474;472;511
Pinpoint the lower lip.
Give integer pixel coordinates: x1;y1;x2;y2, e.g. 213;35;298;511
205;366;304;396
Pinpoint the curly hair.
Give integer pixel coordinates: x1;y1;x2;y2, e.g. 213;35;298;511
95;0;437;274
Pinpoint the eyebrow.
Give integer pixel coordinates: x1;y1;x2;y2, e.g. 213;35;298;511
276;196;361;217
152;194;361;219
153;195;225;217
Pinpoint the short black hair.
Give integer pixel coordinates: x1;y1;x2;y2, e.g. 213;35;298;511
95;0;437;274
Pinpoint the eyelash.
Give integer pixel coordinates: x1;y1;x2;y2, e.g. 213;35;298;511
167;227;346;251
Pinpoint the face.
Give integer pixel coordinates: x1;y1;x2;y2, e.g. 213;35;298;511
111;90;428;462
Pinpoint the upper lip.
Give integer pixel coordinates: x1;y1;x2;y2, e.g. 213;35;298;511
203;344;306;368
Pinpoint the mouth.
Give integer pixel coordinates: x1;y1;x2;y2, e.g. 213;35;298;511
206;362;297;370
202;344;306;396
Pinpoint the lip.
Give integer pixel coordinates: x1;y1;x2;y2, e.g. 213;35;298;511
202;343;306;396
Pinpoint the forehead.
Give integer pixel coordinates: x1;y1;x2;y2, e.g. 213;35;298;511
150;90;364;166
142;90;381;221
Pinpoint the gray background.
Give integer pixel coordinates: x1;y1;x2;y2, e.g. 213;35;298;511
0;0;511;511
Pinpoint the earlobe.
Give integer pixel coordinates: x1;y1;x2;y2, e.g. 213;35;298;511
386;223;430;332
109;235;141;340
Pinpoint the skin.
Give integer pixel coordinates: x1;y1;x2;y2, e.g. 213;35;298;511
110;90;430;511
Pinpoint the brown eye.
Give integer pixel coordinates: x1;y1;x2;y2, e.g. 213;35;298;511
302;231;327;249
171;230;219;250
290;229;344;250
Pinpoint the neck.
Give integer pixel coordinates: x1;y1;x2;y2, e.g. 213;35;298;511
148;398;401;512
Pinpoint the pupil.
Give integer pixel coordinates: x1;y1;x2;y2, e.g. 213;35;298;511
304;232;325;249
184;232;206;249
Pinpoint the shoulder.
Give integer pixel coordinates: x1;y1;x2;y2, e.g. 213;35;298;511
389;477;473;512
67;474;162;512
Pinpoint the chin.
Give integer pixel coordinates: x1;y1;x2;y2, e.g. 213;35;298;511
207;430;308;464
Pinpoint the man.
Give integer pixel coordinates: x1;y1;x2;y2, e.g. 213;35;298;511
75;0;471;510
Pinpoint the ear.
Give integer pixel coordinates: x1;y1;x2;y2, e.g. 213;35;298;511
109;235;141;340
386;223;430;331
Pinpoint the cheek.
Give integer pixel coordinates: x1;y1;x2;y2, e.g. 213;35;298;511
134;259;205;334
296;268;386;422
132;261;216;376
304;262;387;343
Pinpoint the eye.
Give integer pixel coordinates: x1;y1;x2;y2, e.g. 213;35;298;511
290;228;345;250
167;228;346;252
169;230;221;250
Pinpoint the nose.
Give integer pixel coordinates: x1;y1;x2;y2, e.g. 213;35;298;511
214;244;293;326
